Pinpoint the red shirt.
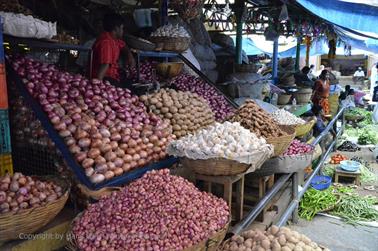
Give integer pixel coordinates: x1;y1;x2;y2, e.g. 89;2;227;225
92;32;125;81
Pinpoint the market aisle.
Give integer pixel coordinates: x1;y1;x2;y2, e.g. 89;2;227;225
289;216;378;251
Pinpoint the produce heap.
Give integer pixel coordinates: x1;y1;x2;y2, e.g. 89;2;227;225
0;172;64;214
126;62;235;122
329;153;348;164
343;125;378;145
9;95;55;148
230;100;286;138
282;140;313;157
167;121;273;163
271;109;305;126
170;74;234;121
141;89;215;138
299;186;378;224
72;169;229;251
222;226;329;251
150;24;190;38
11;56;174;183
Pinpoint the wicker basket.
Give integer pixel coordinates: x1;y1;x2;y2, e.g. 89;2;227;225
156;62;184;78
277;93;292;105
267;125;296;157
235;64;258;73
125;34;156;51
67;214;229;251
294;119;316;137
293;88;313;104
149;36;190;52
0;176;70;242
181;158;250;176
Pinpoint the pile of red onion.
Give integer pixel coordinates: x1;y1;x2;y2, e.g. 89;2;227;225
282;140;313;156
170;74;234;121
10;56;174;183
125;61;160;83
73;169;229;251
0;172;64;214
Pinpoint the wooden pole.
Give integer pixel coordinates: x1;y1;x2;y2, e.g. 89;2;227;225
295;36;301;71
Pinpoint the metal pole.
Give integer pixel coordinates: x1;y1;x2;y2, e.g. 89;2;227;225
231;173;292;235
277;127;344;227
160;0;169;26
272;38;279;84
295;36;301;71
234;0;244;64
291;172;299;223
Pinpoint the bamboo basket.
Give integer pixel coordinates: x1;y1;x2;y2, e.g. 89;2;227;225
67;214;229;251
149;36;190;52
267;125;296;157
277;93;292;105
293;88;313;104
181;157;250;176
0;176;70;242
293;119;316;137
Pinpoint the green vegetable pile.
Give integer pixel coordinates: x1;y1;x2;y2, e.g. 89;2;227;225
343;125;378;145
300;186;378;224
299;187;338;221
345;108;373;126
332;195;378;225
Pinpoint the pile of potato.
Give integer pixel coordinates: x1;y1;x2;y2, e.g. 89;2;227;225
140;89;215;138
230;100;285;138
222;226;330;251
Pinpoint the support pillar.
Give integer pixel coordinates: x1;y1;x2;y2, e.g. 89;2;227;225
272;38;279;84
305;36;311;66
295;36;301;71
234;0;244;64
160;0;169;26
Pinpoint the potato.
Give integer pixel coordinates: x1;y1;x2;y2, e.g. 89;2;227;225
244;239;253;248
270;225;280;235
278;235;287;246
281;246;291;251
293;246;303;251
261;239;271;249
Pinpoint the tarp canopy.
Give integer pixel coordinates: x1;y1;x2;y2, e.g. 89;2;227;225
297;0;378;36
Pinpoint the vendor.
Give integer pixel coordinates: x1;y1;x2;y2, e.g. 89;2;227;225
353;67;365;85
312;70;330;116
91;13;135;87
294;66;314;88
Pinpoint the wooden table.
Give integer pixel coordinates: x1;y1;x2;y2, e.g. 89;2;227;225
335;168;361;185
195;173;245;222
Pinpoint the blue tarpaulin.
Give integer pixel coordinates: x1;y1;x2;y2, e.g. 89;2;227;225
297;0;378;35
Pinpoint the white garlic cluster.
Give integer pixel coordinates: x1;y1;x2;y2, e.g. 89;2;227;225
271;109;305;125
150;24;190;38
167;122;273;163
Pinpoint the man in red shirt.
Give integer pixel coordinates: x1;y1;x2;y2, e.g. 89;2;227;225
92;13;135;87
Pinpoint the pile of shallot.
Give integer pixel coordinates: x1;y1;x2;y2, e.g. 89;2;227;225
10;56;174;183
0;172;64;214
125;61;160;83
282;140;313;156
170;74;234;121
72;169;229;251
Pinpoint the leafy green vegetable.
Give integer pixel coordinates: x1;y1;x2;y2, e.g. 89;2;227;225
299;187;338;221
358;129;378;145
331;195;378;225
323;164;336;177
360;165;378;184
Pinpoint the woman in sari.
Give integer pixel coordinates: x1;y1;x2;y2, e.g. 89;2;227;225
312;70;330;116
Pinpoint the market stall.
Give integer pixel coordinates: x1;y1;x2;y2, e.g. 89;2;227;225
1;0;377;250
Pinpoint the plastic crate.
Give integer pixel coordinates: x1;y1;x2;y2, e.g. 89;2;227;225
0;152;13;176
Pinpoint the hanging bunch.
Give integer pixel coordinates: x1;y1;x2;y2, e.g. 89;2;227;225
170;0;204;21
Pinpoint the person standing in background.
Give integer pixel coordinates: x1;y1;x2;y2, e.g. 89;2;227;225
308;64;316;80
312;70;331;116
91;13;135;87
353;66;365;85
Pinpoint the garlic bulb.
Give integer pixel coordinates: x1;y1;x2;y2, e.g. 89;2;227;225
271;109;306;125
167;122;273;163
151;24;190;38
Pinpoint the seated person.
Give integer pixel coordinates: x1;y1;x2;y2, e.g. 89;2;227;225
353;67;365;85
294;66;314;88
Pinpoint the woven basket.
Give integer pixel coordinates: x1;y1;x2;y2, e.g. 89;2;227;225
0;176;70;242
277;93;292;105
235;64;258;73
156;62;184;78
125;34;156;51
294;119;316;137
181;158;250;176
67;214;229;251
267;125;296;157
149;36;190;52
293;88;313;104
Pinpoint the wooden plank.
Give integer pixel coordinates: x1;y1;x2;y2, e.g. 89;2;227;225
235;176;245;221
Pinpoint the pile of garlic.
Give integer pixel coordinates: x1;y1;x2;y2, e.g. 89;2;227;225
167;122;273;163
150;24;190;38
271;109;306;126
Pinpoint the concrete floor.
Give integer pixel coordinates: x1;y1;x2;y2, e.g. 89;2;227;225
289;216;378;251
